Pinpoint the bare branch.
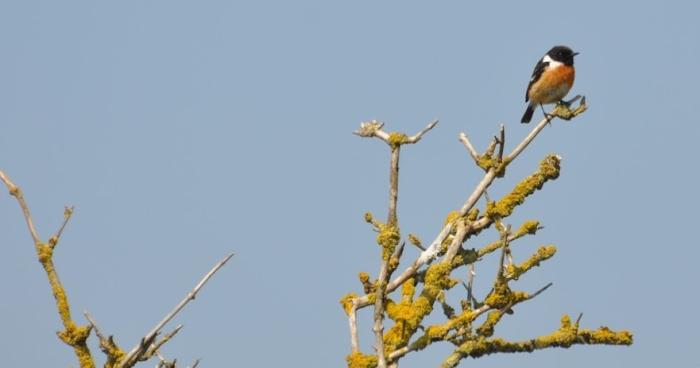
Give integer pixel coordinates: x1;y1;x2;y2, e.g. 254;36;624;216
525;282;553;301
0;169;41;245
119;253;234;368
458;133;479;162
387;146;400;226
404;119;439;144
49;206;74;248
145;325;184;360
497;124;505;161
83;311;107;344
348;302;360;352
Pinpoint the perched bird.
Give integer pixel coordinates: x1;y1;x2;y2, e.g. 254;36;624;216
521;45;579;123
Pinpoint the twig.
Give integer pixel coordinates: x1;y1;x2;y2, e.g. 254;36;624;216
0;169;41;245
467;263;476;308
49;206;74;247
189;359;201;368
459;133;479;162
497;124;505;161
146;325;184;359
525;282;553;301
405;119;439;144
495;225;512;281
83;311;106;343
507;110;559;162
119;253;234;368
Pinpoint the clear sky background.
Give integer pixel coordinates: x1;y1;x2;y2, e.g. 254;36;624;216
1;1;698;367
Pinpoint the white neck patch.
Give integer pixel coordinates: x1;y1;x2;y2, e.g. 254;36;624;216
543;54;564;69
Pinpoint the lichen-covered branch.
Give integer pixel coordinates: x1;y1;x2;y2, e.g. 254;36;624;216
342;99;632;367
2;168;234;368
0;169;96;368
440;314;631;368
354;120;438;368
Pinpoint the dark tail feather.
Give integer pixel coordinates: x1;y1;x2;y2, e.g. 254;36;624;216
521;104;535;123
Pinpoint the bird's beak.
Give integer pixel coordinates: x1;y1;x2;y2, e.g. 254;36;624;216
573;52;580;56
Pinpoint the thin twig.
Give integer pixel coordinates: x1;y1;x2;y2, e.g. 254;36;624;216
49;206;74;248
119;253;234;368
146;325;184;359
524;282;553;301
189;359;201;368
495;225;511;281
507;112;557;162
405;119;439;144
497;124;505;161
467;263;476;308
459;133;479;162
0;169;41;245
83;311;105;342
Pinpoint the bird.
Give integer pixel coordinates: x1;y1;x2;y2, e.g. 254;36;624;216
521;45;579;123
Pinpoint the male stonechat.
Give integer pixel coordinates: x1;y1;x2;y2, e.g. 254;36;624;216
521;45;579;123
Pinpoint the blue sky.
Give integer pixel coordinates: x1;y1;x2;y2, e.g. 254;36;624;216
1;1;698;367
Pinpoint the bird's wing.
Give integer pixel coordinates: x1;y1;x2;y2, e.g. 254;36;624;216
525;59;548;102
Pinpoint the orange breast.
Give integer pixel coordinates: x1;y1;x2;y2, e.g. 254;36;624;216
529;65;575;104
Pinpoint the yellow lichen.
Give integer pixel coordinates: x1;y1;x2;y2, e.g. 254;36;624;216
514;220;540;238
376;223;400;260
486;155;561;219
358;272;370;284
408;233;422;248
388;132;408;147
444;210;460;225
506;245;557;280
401;278;416;301
476;310;502;337
346;351;378;368
339;293;358;315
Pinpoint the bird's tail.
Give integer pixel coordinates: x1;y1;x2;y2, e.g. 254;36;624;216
521;104;535;123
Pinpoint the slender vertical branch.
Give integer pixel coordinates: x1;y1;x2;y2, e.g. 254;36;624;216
348;303;360;352
375;144;401;368
387;146;400;226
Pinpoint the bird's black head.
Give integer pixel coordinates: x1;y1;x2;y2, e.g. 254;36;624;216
547;45;578;66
